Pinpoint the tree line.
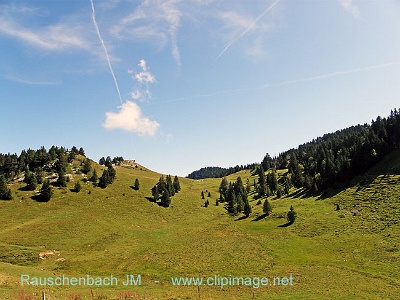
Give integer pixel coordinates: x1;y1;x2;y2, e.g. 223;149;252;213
261;109;400;193
187;163;258;180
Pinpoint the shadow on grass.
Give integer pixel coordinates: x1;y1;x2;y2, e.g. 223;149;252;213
145;196;165;207
18;185;32;192
234;215;248;221
130;186;139;190
30;195;49;202
278;221;294;227
252;213;268;222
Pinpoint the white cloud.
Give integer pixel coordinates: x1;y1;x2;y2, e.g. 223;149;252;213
337;0;360;18
0;4;90;51
111;0;183;66
130;89;143;100
134;59;156;83
103;101;159;136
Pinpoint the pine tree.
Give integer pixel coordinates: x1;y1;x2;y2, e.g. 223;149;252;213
98;169;111;188
219;177;228;201
56;170;67;187
243;198;252;218
134;178;140;190
35;168;44;184
82;158;92;174
263;199;272;215
287;205;297;223
166;175;175;196
40;179;53;202
173;175;181;192
151;184;159;202
73;181;81;193
25;171;38;190
201;190;205;199
207;191;211;197
99;157;106;165
160;188;171;207
90;169;98;183
0;175;12;200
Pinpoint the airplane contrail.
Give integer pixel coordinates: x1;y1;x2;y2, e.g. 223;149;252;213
90;0;122;104
215;0;282;61
153;61;400;105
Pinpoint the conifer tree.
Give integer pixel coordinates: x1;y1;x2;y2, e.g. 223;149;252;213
98;169;111;188
82;158;92;174
73;181;81;193
173;175;181;192
56;170;67;187
160;188;171;207
40;179;53;202
0;175;12;200
90;169;98;183
263;199;272;215
243;198;252;218
219;177;228;201
134;178;140;190
201;190;205;199
166;175;175;196
287;205;297;223
151;184;159;202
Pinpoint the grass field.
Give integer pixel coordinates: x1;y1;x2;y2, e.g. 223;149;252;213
0;153;399;299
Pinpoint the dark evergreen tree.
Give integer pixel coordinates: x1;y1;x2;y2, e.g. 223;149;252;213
134;178;140;190
90;169;98;183
226;183;238;215
257;165;268;197
287;205;297;224
25;171;38;190
0;175;12;200
151;184;159;202
160;188;171;207
98;169;111;188
35;168;44;184
166;175;175;196
243;198;252;217
82;158;92;174
173;175;181;192
207;191;211;197
40;179;53;202
201;190;205;199
263;199;272;215
78;147;85;156
73;181;81;192
56;171;67;187
219;177;228;202
99;157;106;165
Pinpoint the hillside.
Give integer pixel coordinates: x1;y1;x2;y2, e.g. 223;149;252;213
0;149;399;299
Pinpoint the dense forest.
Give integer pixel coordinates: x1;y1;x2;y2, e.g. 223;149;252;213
187;163;258;179
263;109;400;193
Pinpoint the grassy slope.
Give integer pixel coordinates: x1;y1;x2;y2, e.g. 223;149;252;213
0;153;399;299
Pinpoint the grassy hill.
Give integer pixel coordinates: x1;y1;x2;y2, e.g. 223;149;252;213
0;152;399;299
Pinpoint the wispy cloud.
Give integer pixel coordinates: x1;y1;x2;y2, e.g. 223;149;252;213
215;0;281;60
0;4;89;51
111;0;183;66
103;101;159;136
6;75;61;86
337;0;360;18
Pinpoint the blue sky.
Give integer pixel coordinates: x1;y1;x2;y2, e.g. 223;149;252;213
1;0;400;176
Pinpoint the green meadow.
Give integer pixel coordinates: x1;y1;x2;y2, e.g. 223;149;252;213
0;153;399;299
